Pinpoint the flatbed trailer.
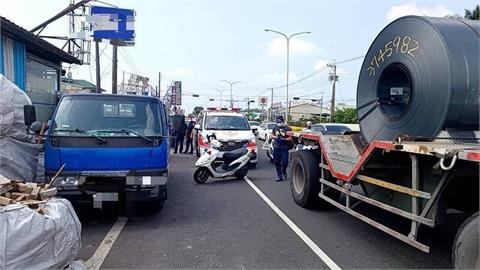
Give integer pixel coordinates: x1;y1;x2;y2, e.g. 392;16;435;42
288;131;479;268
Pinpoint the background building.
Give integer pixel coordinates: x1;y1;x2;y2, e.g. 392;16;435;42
277;103;329;122
0;16;81;121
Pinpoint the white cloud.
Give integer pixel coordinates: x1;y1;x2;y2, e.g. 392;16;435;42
164;67;194;77
314;59;329;71
267;37;318;57
386;2;452;21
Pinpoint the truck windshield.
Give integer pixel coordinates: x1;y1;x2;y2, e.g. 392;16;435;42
51;95;163;137
205;115;250;130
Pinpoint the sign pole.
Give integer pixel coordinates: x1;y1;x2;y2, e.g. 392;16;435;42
112;45;118;94
95;40;101;93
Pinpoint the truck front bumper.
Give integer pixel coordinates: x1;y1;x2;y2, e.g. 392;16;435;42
45;169;168;204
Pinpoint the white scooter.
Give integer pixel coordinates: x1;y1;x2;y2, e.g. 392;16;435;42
262;137;274;163
193;134;254;184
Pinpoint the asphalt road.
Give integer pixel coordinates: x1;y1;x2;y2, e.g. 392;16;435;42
76;143;457;269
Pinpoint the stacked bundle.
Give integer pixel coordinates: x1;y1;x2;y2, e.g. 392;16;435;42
0;176;57;212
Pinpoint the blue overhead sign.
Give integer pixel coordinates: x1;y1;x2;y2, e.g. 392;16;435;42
90;6;135;45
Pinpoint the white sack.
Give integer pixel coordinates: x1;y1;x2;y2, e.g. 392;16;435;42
0;74;41;181
0;198;82;270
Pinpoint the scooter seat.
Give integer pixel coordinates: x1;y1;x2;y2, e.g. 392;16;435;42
223;147;248;163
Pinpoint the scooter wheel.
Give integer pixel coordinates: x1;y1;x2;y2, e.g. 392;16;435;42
234;166;248;180
193;168;210;184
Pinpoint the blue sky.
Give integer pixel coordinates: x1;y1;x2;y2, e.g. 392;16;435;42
1;0;476;113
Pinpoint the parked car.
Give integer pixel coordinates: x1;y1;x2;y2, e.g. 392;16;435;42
311;123;352;135
249;121;260;136
258;122;276;141
194;110;257;168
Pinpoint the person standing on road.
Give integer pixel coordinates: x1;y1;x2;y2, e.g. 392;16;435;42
174;115;187;154
271;115;292;182
184;116;195;154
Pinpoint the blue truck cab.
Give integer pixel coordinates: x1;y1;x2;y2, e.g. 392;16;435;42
44;94;169;209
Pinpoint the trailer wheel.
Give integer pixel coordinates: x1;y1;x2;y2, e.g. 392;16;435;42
289;150;322;208
452;212;479;269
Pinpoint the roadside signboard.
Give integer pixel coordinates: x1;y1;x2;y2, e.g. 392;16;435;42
174;81;182;106
90;6;135;46
259;96;268;106
170;85;177;105
170;81;182;106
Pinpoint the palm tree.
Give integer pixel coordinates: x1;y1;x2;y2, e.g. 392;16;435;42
464;5;480;20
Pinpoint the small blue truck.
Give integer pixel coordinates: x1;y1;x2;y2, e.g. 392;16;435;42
44;94;169;211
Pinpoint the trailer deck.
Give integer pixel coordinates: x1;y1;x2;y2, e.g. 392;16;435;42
290;131;479;252
295;131;480;182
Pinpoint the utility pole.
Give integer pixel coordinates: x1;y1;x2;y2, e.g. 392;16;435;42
270;87;274;121
122;70;125;93
112;45;118;94
95;40;101;93
247;98;251;118
327;61;337;122
288;100;292;123
158;72;161;97
320;91;324;121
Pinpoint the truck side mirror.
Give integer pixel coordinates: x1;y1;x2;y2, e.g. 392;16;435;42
194;124;201;130
23;105;36;126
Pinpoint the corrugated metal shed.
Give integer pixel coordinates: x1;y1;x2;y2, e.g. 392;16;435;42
0;16;81;65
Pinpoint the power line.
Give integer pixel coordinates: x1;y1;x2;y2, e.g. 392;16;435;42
270;55;364;90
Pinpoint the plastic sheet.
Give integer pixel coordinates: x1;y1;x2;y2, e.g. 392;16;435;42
0;198;82;270
0;74;41;181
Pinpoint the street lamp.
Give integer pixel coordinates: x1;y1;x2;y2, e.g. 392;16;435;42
212;88;228;107
221;80;241;108
265;29;311;124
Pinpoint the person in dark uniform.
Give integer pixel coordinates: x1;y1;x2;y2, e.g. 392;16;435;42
174;115;187;154
184;116;195;154
271;115;292;182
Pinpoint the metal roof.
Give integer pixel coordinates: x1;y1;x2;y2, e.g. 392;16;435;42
61;93;161;101
0;16;81;65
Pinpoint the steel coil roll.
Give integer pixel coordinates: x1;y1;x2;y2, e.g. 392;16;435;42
357;16;479;142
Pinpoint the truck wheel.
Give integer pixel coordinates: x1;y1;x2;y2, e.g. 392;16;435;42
149;199;165;213
193;167;210;184
452;212;479;269
290;150;322;208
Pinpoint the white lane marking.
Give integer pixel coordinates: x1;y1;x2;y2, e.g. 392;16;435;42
244;177;341;270
85;217;128;270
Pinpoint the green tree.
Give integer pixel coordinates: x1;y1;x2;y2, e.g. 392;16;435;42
465;5;480;20
192;106;204;116
334;108;357;124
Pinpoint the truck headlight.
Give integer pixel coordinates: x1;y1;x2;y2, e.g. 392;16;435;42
56;176;85;187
